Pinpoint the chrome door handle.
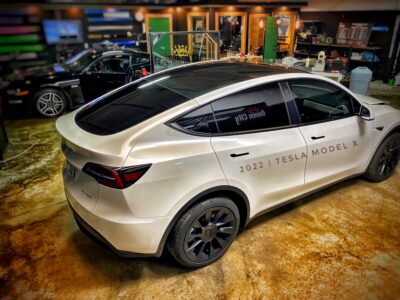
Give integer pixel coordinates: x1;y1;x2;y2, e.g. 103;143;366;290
311;136;325;140
230;152;249;158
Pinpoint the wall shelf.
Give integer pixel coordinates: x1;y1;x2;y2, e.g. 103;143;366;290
294;37;382;75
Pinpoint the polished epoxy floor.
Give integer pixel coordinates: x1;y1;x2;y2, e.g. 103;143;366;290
1;87;399;299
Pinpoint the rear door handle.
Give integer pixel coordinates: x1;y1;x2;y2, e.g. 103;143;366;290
230;152;249;158
311;136;325;140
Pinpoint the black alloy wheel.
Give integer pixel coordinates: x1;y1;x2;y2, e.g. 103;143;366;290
167;198;240;268
377;138;400;177
365;132;400;182
183;206;236;263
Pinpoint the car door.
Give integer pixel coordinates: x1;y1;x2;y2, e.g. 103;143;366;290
126;55;150;82
209;83;308;217
79;54;130;101
287;79;375;184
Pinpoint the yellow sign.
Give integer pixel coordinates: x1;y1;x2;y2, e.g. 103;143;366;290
173;45;191;57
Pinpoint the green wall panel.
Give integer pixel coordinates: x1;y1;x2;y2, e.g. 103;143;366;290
263;17;278;63
0;34;40;44
149;17;171;57
0;44;44;54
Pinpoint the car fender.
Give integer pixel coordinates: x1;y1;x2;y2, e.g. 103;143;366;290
367;110;400;166
156;184;251;257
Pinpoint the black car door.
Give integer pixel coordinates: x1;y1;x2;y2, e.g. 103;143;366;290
79;54;130;101
126;55;150;82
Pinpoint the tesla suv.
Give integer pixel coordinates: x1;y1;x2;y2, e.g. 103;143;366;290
56;61;400;268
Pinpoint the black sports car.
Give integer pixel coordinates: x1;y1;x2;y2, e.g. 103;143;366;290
4;46;150;118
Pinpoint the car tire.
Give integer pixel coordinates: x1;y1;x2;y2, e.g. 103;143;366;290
34;88;67;118
167;197;240;268
364;132;400;182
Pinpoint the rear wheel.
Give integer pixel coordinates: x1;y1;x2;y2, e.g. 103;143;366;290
365;132;400;182
167;197;240;268
34;88;67;118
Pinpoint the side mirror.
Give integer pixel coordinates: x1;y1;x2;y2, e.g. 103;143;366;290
359;106;374;121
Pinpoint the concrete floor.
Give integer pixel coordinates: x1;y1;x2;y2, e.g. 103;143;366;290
0;85;399;299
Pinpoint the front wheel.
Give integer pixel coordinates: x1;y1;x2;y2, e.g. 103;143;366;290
167;197;240;268
365;132;400;182
34;88;67;118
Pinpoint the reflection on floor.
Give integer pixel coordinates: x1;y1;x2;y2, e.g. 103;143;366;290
0;88;399;299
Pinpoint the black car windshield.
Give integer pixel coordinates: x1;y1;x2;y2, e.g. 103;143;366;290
75;61;299;135
64;50;96;73
75;75;190;135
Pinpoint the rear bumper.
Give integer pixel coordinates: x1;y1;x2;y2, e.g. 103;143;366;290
2;93;32;115
70;204;155;257
65;188;172;257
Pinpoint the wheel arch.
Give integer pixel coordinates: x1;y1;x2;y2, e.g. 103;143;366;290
35;84;72;110
374;123;400;152
387;124;400;135
155;185;250;257
364;123;400;181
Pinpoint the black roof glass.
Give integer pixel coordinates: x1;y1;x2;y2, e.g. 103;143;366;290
152;61;301;98
75;61;302;135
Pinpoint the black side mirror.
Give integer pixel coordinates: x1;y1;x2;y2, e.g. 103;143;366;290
359;106;374;121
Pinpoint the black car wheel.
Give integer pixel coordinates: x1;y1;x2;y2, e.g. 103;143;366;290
167;197;240;268
365;132;400;182
34;88;67;118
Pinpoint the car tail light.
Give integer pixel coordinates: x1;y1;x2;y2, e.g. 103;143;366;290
83;163;151;189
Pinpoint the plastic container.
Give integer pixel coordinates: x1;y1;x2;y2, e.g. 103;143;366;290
395;73;400;86
349;66;373;95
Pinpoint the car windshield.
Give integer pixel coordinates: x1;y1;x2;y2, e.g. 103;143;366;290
64;50;96;73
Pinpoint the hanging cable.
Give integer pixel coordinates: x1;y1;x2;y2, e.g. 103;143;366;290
0;129;57;164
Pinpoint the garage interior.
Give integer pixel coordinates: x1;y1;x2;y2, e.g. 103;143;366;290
0;0;400;299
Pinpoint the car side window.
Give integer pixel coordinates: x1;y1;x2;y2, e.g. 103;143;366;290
90;55;130;74
288;79;356;124
211;83;290;133
175;104;218;134
131;56;149;64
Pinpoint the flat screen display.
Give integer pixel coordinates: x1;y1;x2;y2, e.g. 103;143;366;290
43;20;83;45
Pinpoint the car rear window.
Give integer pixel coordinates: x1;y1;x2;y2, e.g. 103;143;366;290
75;76;189;135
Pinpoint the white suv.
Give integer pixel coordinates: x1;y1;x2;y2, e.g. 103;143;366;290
57;61;400;268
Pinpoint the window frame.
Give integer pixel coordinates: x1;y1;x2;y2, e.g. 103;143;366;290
285;78;363;126
169;81;297;137
130;55;150;66
85;53;131;75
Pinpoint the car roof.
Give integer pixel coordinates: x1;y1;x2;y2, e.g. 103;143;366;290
74;61;349;136
147;60;306;99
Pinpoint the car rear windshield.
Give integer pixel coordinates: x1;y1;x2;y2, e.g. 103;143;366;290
75;76;190;135
75;62;299;135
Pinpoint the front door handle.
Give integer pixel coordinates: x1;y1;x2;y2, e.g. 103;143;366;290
230;152;249;158
311;136;325;140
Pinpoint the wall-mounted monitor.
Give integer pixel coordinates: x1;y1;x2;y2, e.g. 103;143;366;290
43;20;83;45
